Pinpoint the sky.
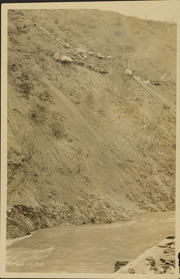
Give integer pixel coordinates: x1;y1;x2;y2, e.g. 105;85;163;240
47;1;180;23
98;1;179;23
5;1;180;23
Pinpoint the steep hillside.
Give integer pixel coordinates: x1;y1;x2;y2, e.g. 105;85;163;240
7;9;176;238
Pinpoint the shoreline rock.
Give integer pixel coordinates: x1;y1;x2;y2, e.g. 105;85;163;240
6;233;33;247
115;236;175;274
114;261;129;272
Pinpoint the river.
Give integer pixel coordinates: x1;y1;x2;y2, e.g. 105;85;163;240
6;211;175;273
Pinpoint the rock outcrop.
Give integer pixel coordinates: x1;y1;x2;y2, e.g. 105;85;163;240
116;236;175;274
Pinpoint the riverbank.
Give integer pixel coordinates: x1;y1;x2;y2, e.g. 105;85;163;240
116;236;175;274
6;233;34;247
6;222;75;247
6;211;174;273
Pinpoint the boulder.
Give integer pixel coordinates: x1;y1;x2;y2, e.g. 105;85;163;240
75;48;86;55
82;54;87;59
64;43;70;49
163;247;173;253
166;242;174;246
165;265;175;274
164;260;173;266
53;51;61;61
154;267;164;274
92;65;99;72
125;69;133;76
107;55;112;59
158;245;168;248
166;255;175;262
128;268;135;274
114;261;129;272
163;105;170;109
75;60;84;66
88;64;93;70
166;236;175;239
143;80;150;84
152;81;161;85
146;257;155;267
99;68;109;75
60;55;73;64
97;53;105;59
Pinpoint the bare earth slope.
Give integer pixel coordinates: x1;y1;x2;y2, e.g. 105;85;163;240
7;9;176;237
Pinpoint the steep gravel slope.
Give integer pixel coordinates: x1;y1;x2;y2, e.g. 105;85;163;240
7;9;176;237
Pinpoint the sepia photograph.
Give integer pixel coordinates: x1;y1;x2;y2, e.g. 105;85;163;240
1;1;179;277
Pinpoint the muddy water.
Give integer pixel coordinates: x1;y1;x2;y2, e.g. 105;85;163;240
6;211;174;273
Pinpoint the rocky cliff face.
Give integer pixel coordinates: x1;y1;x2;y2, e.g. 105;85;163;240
7;9;176;238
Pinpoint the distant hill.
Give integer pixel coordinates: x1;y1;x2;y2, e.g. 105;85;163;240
7;9;176;238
